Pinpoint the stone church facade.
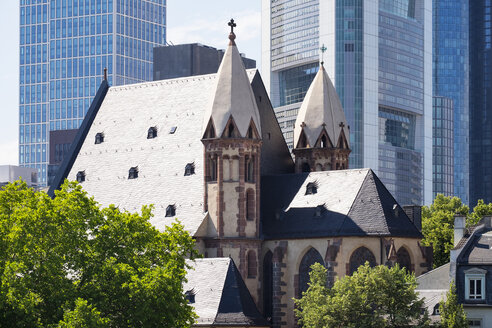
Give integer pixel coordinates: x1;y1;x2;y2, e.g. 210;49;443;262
50;26;432;328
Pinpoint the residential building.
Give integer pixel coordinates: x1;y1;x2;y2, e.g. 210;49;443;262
50;28;431;327
19;0;166;186
432;96;454;198
433;0;468;204
261;0;433;206
0;165;38;188
153;43;255;80
470;1;492;205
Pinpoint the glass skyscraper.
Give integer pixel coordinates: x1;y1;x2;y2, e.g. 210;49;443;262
470;0;492;204
432;0;468;204
19;0;166;186
262;0;432;205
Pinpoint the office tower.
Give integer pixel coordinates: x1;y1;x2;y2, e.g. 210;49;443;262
153;43;256;81
19;0;166;186
262;0;432;205
470;1;492;204
0;165;38;189
432;96;454;198
433;0;468;203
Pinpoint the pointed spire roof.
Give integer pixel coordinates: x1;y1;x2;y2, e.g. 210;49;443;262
293;65;349;148
202;21;261;138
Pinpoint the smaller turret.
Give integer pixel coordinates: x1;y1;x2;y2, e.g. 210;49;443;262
293;63;350;172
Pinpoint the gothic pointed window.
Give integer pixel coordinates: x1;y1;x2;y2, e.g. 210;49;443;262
247;125;254;139
165;204;176;217
305;182;317;195
396;247;412;272
245;156;254;182
147;126;157;139
76;171;85;182
184;163;195;176
246;188;255;221
321;134;328;148
95;132;104;144
349;247;376;275
247;250;257;278
128;166;138;179
299;248;324;295
207;155;217;182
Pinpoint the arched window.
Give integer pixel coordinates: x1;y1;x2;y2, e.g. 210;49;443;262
301;162;311;173
184;163;195;176
245;156;254;182
321;134;328;148
315;163;323;171
246;189;255;221
247;250;257;278
76;171;85;182
349;247;376;275
305;182;317;195
299;248;324;295
165;204;176;217
128;166;138;179
95;132;104;144
208;155;217;181
396;247;412;272
262;251;273;319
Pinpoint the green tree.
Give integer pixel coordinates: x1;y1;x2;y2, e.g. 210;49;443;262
421;194;469;268
469;199;492;226
294;263;429;328
439;282;467;328
0;180;199;327
57;298;109;328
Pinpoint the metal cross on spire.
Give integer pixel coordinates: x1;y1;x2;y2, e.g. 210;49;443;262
228;18;237;45
320;44;327;65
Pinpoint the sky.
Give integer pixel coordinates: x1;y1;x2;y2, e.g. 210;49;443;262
0;1;262;166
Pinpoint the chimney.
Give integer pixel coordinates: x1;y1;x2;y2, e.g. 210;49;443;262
403;205;422;232
483;215;492;229
454;215;466;247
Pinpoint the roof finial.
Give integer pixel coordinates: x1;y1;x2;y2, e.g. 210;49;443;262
228;18;236;45
320;44;327;66
103;67;108;81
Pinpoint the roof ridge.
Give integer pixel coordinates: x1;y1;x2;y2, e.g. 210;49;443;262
369;169;390;233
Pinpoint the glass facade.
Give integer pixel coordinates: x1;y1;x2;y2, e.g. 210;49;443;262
19;0;166;185
432;96;454;198
278;62;318;106
470;0;492;204
433;0;468;204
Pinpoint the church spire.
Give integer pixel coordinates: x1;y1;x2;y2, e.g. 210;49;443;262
202;19;261;140
293;62;350;172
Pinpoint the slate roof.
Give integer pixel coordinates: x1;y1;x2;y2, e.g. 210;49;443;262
458;228;492;264
184;258;269;327
261;168;422;239
293;64;349;148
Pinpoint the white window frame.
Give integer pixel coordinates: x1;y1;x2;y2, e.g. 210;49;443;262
468;319;482;328
464;268;486;301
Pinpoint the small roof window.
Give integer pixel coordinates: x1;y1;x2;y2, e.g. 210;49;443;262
184;163;195;176
76;171;86;183
166;204;176;217
185;289;196;304
95;132;104;144
169;126;177;134
147;127;157;139
128;167;138;179
305;182;318;195
315;205;326;217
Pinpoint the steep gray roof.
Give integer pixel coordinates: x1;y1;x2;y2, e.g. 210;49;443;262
202;38;261;138
458;228;492;264
184;258;269;327
293;65;349;148
261;168;422;239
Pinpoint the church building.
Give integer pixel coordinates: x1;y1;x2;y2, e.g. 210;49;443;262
49;22;432;328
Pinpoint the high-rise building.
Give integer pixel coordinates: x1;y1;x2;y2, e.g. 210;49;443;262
433;0;468;204
470;1;492;205
262;0;432;205
432;96;454;198
19;0;166;186
153;43;255;81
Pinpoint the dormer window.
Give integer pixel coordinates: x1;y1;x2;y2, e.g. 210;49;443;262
306;182;317;195
184;163;195;176
315;205;325;217
169;126;177;134
76;171;85;183
465;268;486;301
95;132;104;144
128;167;138;179
147;127;157;139
166;205;176;217
185;289;195;304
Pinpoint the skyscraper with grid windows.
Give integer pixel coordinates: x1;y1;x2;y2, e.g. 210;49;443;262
19;0;166;186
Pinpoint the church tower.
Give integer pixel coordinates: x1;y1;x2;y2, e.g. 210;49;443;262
201;20;262;301
292;62;351;173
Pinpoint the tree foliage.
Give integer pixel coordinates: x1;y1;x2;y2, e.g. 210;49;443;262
0;180;199;327
421;194;492;268
439;282;467;328
294;263;429;328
